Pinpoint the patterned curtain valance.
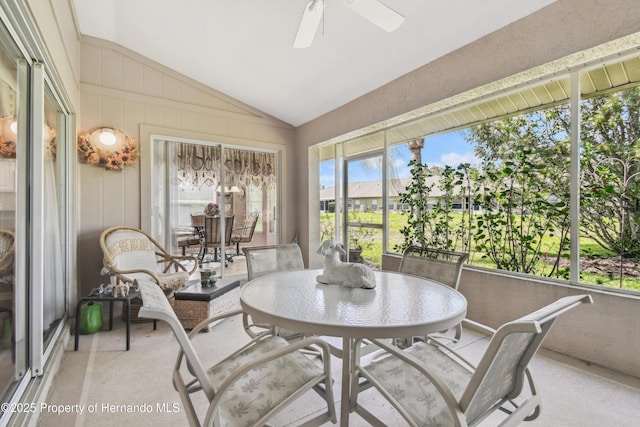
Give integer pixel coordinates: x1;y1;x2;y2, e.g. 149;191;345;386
175;144;276;190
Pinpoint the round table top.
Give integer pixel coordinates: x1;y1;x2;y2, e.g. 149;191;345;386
241;269;467;339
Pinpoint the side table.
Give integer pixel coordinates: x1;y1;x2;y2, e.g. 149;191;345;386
74;289;155;351
174;278;241;330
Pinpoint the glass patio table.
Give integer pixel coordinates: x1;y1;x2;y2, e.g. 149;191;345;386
240;268;467;426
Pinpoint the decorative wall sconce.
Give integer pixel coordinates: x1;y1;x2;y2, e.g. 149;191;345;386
98;128;117;146
0;115;57;160
77;127;138;171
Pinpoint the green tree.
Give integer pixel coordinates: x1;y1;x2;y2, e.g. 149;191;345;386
468;112;571;276
471;149;570;275
396;161;470;253
577;89;640;257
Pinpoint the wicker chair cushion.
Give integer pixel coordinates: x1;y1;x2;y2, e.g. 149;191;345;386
208;335;324;426
365;342;471;426
156;271;189;289
105;229;158;269
104;229;188;288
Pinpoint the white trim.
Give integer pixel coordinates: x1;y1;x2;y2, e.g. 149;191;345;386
569;71;581;284
29;63;45;376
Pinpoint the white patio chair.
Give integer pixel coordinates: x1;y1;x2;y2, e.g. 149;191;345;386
398;245;469;344
136;278;336;427
242;243;306;339
100;226;198;290
352;294;593;427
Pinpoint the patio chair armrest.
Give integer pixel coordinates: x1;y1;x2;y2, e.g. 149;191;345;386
174;309;260;382
186;311;275;364
186;309;244;336
241;312;274;338
461;318;497;337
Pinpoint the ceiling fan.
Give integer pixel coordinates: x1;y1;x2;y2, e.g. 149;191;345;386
293;0;405;48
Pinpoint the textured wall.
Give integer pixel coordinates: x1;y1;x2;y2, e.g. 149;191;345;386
459;268;640;379
382;254;640;378
78;36;295;296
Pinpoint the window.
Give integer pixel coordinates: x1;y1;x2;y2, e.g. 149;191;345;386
316;51;640;293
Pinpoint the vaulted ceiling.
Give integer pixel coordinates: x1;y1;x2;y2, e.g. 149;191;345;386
73;0;557;127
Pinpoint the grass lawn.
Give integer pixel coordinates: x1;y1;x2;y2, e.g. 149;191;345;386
320;211;640;291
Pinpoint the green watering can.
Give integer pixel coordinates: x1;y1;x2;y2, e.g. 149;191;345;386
79;301;103;334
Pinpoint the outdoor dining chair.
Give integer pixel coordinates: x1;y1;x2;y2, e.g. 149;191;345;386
242;243;306;339
100;226;197;291
230;212;259;257
176;213;206;256
399;245;469;344
136;278;336;427
199;215;234;267
352;294;593;427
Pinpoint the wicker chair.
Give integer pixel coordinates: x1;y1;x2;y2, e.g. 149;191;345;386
399;245;469;344
353;295;593;426
136;278;336;427
100;226;198;291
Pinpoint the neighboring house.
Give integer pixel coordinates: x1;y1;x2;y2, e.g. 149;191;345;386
320;176;477;213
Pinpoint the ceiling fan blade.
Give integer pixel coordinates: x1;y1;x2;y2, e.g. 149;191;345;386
294;0;324;48
343;0;405;32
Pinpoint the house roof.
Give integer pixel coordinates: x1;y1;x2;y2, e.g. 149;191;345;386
320;176;456;200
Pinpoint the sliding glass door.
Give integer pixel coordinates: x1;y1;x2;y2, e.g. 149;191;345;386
0;11;72;411
0;31;21;401
151;137;279;277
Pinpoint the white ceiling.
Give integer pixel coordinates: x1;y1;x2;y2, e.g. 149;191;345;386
72;0;556;127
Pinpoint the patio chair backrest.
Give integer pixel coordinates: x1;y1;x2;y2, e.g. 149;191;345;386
399;245;468;289
243;243;304;280
190;213;204;228
238;212;259;240
461;294;593;424
203;215;234;247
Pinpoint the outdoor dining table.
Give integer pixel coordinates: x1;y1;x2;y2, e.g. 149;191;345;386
240;268;468;426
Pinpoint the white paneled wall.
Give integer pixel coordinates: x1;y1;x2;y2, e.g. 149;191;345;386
78;36;295;296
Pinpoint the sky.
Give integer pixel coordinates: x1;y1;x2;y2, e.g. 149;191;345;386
319;130;478;188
